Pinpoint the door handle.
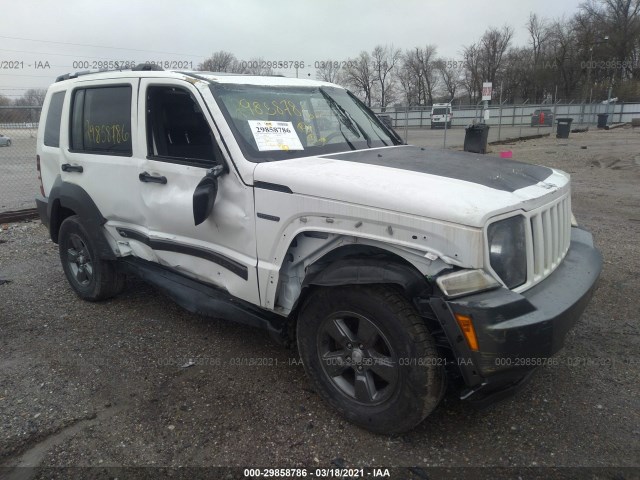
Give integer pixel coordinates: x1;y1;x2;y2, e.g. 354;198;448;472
61;163;83;173
139;171;167;184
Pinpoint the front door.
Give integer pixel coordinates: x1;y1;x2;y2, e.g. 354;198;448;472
127;78;259;305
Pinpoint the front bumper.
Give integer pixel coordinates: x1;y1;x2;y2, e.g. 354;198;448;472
430;227;602;404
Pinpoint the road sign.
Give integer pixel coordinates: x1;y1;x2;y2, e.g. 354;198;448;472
482;82;493;101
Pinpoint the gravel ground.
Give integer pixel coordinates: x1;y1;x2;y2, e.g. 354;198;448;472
0;127;638;478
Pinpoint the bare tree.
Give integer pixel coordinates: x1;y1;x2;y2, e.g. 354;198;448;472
22;89;47;106
462;26;514;101
399;45;439;106
315;61;343;83
548;18;584;100
198;51;241;72
436;58;463;100
395;60;418;105
527;13;550;99
343;52;376;106
462;43;482;102
500;46;535;102
528;14;549;67
371;45;401;110
581;0;640;80
479;26;515;86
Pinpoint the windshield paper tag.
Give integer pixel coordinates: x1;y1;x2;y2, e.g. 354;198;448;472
248;120;304;151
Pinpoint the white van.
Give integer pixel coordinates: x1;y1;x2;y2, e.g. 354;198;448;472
431;103;452;129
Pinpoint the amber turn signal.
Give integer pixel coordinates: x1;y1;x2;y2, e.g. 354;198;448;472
455;314;479;351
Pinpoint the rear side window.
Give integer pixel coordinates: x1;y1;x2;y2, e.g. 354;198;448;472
70;86;132;155
43;91;65;147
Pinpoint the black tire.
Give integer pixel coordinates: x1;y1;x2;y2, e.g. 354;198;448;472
58;215;125;301
297;285;446;434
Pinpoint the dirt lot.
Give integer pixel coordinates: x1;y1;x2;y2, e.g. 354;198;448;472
0;127;639;479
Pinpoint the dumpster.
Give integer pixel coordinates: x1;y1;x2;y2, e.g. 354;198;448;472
597;113;609;129
464;124;490;154
556;118;573;139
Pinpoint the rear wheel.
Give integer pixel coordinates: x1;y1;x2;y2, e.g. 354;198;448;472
59;215;125;301
297;285;445;434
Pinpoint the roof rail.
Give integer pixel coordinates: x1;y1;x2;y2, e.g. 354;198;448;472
132;63;164;71
55;63;165;82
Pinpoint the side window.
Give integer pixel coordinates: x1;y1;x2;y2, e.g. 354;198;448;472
146;85;223;166
44;91;65;147
70;86;132;155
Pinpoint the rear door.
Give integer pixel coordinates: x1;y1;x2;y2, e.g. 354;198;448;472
61;78;145;229
129;78;259;305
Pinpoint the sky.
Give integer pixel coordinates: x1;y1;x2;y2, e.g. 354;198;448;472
0;0;584;97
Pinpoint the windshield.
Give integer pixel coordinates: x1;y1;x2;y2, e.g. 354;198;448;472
210;84;400;162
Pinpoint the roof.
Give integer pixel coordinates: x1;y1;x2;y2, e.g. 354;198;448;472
192;71;340;88
53;68;340;89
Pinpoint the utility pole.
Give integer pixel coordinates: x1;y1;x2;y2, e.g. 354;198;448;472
585;36;608;103
606;81;614;126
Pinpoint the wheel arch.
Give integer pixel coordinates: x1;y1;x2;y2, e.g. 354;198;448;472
301;246;431;297
48;175;116;260
278;232;444;325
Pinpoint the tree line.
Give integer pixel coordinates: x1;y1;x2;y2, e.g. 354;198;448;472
197;0;640;107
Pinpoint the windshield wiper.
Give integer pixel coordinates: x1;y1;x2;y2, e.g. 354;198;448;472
319;88;371;148
346;91;403;146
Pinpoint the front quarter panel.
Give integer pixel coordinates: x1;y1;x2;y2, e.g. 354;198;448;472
254;187;484;310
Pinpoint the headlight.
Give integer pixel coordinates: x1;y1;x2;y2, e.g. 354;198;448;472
436;269;501;298
487;215;527;289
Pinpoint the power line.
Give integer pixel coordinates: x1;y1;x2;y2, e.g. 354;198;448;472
0;73;57;78
0;35;207;58
0;46;200;61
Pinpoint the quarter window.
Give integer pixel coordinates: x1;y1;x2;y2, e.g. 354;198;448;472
70;86;132;154
44;91;65;147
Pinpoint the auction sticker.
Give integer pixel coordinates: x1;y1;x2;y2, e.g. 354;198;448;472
248;120;304;151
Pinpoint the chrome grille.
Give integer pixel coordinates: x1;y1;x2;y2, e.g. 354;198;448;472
528;195;571;285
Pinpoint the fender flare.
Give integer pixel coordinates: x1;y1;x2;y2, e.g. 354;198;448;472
302;256;431;299
48;175;117;260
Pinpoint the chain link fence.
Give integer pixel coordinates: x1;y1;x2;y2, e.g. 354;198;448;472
0;105;41;217
372;101;640;148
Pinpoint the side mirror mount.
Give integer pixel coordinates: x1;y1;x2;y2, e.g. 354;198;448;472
193;164;225;226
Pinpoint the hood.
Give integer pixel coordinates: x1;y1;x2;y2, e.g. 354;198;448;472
253;145;569;228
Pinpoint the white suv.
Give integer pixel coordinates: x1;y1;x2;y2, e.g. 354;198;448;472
35;67;602;433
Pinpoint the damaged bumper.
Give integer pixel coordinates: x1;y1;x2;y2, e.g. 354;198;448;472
430;227;602;406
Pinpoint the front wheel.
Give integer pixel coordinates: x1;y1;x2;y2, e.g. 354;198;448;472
297;285;445;434
59;215;125;301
